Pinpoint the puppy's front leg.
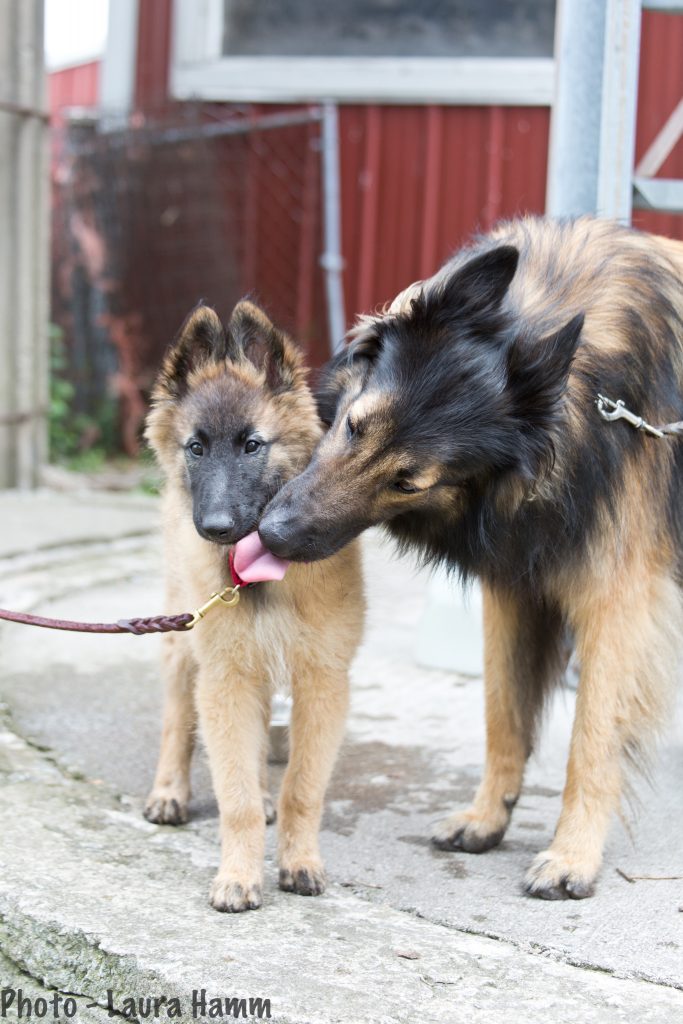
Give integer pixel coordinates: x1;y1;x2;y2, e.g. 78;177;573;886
196;667;269;912
278;666;349;897
145;632;197;825
260;693;277;825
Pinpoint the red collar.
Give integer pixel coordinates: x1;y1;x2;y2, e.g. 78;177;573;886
228;549;247;588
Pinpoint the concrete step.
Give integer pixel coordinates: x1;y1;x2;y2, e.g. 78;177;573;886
1;491;682;1023
1;722;682;1024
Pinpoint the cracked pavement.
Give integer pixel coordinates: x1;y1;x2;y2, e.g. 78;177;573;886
0;489;681;1023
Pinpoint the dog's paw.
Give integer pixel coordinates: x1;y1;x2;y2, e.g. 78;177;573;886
209;875;263;913
524;849;597;900
431;809;506;854
263;794;277;826
144;790;189;826
279;864;326;897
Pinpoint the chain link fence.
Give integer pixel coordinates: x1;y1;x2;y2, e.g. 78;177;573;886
50;104;339;456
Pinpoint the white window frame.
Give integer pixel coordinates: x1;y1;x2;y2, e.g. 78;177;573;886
171;0;555;106
101;0;139;115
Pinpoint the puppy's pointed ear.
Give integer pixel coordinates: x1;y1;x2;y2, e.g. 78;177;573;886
433;245;519;317
229;300;304;392
153;303;232;401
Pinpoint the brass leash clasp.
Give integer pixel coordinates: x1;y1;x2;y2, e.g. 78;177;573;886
185;585;240;629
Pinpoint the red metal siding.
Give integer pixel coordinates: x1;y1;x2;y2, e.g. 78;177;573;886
339;104;550;320
135;0;174;110
48;60;100;118
53;4;683;341
633;9;683;239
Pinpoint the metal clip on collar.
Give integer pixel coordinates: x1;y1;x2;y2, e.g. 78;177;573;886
596;394;665;438
186;585;241;629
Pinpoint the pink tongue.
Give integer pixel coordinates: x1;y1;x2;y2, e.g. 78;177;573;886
233;531;290;584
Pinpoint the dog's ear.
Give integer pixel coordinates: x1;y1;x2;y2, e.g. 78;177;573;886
314;317;382;425
314;349;366;426
346;316;384;363
507;312;584;437
345;317;385;377
433;245;519;318
229;300;303;392
154;303;231;401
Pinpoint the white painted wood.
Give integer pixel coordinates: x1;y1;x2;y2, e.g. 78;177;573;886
170;55;555;106
173;0;223;65
633;177;683;211
641;0;683;10
101;0;139;115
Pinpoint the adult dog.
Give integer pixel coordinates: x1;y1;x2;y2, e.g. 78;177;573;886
144;300;364;912
259;216;683;899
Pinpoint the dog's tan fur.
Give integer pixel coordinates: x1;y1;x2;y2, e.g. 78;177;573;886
400;222;683;896
144;302;364;912
265;216;683;898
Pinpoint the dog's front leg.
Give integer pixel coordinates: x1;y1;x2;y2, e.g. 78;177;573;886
196;666;269;912
278;665;350;897
525;571;678;900
433;584;562;853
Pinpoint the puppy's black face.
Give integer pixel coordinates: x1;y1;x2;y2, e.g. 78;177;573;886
182;378;280;545
260;245;584;562
146;300;322;547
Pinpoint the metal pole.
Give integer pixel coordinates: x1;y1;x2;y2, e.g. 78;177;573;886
596;0;642;220
546;0;608;217
0;0;49;488
547;0;642;223
320;103;347;354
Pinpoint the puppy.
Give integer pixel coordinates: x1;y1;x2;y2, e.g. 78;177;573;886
144;300;364;912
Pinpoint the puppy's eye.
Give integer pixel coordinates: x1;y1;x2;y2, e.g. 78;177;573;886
244;439;261;454
188;441;204;457
346;415;356;439
393;479;418;494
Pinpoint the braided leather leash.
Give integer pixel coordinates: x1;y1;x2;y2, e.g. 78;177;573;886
0;608;195;635
0;553;247;636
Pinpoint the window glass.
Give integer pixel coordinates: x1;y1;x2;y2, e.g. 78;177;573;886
222;0;556;59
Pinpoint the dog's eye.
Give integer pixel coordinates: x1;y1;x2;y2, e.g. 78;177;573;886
346;415;356;439
244;439;261;454
394;479;418;494
188;441;204;457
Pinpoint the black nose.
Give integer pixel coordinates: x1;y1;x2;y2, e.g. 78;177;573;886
258;514;295;558
199;514;235;544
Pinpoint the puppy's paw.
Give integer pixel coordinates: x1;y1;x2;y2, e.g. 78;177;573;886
144;788;189;826
209;875;263;913
263;794;277;826
524;849;597;901
431;809;507;854
279;864;326;897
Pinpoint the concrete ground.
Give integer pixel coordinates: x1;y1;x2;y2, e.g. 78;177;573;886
0;489;681;1024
